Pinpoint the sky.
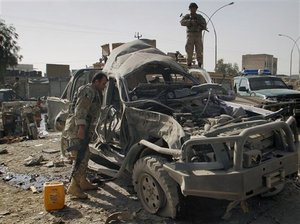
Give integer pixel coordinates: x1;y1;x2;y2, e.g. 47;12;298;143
0;0;299;75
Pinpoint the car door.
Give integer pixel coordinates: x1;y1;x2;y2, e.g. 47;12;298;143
46;69;100;130
96;77;123;147
237;78;251;96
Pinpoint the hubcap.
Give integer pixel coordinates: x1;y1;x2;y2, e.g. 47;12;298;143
139;173;165;213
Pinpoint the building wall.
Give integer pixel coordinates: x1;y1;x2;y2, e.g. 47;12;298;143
272;58;278;74
5;63;44;99
49;79;69;97
27;82;49;98
46;64;70;79
45;64;70;97
9;64;34;72
242;54;277;74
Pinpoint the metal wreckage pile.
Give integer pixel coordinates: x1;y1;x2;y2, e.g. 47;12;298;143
46;39;299;220
0;101;43;143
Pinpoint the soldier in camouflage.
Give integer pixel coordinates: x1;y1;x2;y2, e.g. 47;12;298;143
13;77;21;96
64;72;108;199
181;2;207;67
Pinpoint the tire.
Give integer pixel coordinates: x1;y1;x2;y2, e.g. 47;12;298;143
132;156;180;218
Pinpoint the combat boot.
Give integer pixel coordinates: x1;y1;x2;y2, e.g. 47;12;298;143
67;178;88;199
80;176;98;191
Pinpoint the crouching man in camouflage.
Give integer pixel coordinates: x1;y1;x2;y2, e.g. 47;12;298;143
64;72;108;199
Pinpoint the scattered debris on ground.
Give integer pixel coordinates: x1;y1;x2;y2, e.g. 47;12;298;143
0;131;300;224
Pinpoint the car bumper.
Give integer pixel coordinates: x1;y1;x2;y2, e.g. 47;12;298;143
164;151;298;201
164;118;299;201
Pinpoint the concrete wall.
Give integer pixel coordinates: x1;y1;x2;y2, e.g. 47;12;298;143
46;64;70;79
49;79;69;97
9;64;34;72
27;81;49;99
242;54;277;75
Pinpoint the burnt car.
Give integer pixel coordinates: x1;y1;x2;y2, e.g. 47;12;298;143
53;39;299;219
0;88;23;105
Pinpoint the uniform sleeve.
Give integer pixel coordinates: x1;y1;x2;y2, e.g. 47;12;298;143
180;14;191;26
197;15;207;30
74;86;94;126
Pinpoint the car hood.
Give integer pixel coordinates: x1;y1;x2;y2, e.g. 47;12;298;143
253;89;300;97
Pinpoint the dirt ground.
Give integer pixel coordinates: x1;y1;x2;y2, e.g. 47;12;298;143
1;130;300;224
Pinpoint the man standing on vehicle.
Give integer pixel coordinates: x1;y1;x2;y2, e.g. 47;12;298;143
65;72;108;199
180;2;207;67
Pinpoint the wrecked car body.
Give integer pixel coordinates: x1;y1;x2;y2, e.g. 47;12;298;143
58;39;298;219
0;100;41;140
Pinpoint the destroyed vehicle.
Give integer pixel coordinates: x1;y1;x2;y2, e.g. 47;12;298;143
60;39;298;219
0;89;23;106
0;101;40;139
234;72;300;120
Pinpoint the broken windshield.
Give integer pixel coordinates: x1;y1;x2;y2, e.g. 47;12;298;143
126;71;197;102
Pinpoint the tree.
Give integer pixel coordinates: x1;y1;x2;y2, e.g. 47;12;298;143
215;59;239;76
0;19;22;84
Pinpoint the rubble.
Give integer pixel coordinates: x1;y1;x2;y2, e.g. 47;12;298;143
0;148;8;154
24;155;44;166
3;174;13;181
53;160;65;167
42;148;60;154
105;210;139;224
0;132;300;224
30;185;38;193
0;101;41;141
44;161;54;168
0;136;25;144
0;210;11;216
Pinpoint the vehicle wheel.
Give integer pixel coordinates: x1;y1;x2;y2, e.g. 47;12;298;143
260;183;285;197
132;156;180;218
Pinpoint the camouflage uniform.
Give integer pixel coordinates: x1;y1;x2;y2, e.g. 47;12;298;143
64;83;102;196
13;81;21;96
180;13;206;66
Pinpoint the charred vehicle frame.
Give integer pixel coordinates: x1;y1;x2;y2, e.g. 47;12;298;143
48;39;299;219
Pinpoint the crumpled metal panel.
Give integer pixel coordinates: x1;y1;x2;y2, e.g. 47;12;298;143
124;107;185;150
102;39;187;80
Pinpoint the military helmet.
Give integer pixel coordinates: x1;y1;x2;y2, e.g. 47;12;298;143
189;2;198;9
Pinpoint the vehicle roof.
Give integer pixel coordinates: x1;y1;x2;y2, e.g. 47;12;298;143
241;69;271;75
102;39;188;78
235;75;280;79
71;68;100;77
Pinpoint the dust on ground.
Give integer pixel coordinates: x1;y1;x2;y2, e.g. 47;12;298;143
1;131;300;224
